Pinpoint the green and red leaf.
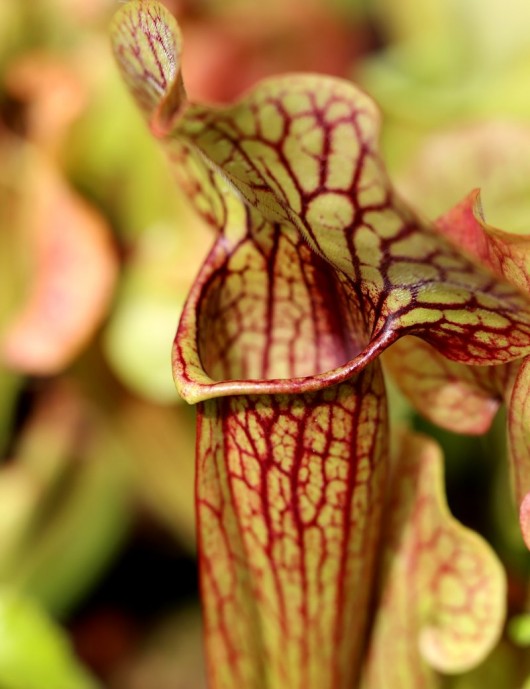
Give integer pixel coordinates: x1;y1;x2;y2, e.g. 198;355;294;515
197;370;387;689
362;433;506;688
382;337;506;435
109;3;528;686
170;183;389;687
111;1;530;377
506;358;530;548
172;209;374;402
171;80;530;368
436;191;530;549
435;189;530;295
386;191;530;548
110;1;228;231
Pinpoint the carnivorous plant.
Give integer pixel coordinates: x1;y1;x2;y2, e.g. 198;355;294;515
111;2;530;687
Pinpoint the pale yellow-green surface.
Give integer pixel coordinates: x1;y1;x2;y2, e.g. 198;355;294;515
198;372;387;689
0;589;100;689
362;433;506;688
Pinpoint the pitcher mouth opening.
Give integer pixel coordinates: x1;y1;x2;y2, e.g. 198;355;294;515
173;325;396;403
171;227;396;403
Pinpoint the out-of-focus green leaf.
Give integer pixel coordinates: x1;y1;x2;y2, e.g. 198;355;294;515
15;422;131;614
64;62;187;239
359;0;530;171
0;2;23;68
0;589;100;689
105;294;182;403
508;613;530;647
371;0;530;69
0;386;133;616
104;214;211;403
12;418;133;616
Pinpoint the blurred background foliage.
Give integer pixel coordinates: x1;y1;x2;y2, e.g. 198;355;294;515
0;0;529;686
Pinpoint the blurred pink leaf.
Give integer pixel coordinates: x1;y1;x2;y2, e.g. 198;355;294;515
2;157;118;375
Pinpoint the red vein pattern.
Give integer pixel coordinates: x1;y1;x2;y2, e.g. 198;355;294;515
111;1;227;231
436;190;530;295
385;192;530;548
173;206;371;402
110;2;519;685
382;336;508;435
362;433;506;689
198;368;387;689
507;358;530;546
174;82;530;371
174;201;388;686
112;1;530;399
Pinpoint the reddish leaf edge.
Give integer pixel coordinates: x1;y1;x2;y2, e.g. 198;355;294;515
172;233;397;403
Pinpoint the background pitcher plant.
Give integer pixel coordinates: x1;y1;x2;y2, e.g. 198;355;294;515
110;2;530;688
